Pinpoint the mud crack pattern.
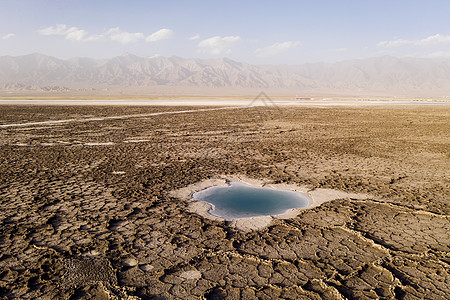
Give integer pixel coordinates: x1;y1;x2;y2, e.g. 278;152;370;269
0;105;449;299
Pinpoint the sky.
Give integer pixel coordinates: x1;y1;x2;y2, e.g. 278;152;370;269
1;0;450;64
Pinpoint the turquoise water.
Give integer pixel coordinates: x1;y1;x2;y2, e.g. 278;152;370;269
192;182;309;218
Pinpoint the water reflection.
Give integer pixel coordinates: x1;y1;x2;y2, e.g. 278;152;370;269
192;182;309;219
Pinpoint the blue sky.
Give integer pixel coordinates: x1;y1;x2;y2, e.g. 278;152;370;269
1;0;450;64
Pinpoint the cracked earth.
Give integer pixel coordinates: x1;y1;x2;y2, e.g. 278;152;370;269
0;104;448;299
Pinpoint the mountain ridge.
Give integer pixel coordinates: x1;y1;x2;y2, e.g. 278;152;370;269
1;53;450;97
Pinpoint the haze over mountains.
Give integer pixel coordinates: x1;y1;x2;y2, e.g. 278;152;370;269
1;53;450;97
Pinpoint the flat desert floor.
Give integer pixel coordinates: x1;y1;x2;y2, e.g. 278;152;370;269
0;103;449;299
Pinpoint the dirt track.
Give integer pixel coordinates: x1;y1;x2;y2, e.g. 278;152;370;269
0;104;448;299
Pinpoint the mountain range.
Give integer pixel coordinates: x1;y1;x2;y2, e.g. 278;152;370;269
1;53;450;97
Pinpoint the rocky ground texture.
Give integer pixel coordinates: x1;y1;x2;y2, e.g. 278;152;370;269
0;104;448;299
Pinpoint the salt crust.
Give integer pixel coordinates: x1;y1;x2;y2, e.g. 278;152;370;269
169;175;374;231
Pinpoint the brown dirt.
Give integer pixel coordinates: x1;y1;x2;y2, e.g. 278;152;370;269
0;104;448;299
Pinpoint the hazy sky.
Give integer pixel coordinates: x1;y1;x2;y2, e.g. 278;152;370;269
1;0;450;64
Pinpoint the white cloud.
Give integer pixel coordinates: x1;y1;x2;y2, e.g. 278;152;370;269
188;34;200;41
146;28;173;42
2;33;15;40
65;29;88;41
198;36;241;55
417;34;450;45
378;34;450;48
38;24;69;36
377;39;411;48
38;24;102;42
107;27;144;44
38;24;173;44
254;41;300;57
424;51;450;58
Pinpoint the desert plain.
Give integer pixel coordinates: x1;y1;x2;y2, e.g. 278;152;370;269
0;101;449;299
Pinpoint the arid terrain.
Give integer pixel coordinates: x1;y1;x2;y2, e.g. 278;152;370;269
0;103;448;299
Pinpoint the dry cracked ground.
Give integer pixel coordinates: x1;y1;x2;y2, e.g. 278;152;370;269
0;104;448;299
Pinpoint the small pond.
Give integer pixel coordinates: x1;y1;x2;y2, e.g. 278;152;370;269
192;182;309;219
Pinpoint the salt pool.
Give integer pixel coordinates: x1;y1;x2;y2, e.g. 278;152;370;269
192;182;309;219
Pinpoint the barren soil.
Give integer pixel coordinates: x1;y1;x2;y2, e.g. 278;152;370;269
0;104;448;299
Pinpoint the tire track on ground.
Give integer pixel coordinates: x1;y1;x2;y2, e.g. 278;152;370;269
0;106;242;128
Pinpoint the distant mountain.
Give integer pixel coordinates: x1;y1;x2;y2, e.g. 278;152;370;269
1;53;450;97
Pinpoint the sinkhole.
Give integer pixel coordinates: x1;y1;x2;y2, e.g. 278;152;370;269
192;182;310;219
